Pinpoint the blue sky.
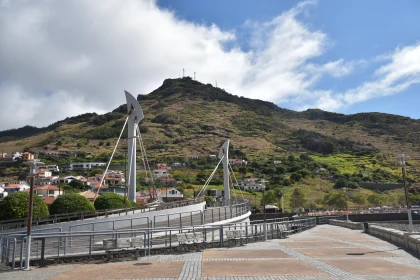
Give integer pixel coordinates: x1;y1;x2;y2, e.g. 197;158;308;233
1;0;420;130
157;0;420;118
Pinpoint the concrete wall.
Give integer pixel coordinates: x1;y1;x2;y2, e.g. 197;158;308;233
348;212;420;222
329;219;363;230
358;183;403;191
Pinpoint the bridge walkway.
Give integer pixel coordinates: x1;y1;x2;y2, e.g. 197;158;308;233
2;225;420;279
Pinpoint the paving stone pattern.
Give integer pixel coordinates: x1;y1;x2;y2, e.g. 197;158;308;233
1;225;420;280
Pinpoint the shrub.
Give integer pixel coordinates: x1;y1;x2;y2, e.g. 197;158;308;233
50;193;95;214
0;192;49;220
94;192;138;210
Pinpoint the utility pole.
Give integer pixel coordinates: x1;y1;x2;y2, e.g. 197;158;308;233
343;187;349;222
261;179;269;241
25;156;37;270
398;154;413;230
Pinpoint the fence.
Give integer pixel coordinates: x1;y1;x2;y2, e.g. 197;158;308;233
1;216;316;269
0;198;205;231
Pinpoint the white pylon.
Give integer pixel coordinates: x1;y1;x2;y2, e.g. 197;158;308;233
218;140;230;206
125;91;144;202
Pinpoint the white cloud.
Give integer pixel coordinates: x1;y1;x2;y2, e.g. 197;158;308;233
310;43;420;111
0;0;387;130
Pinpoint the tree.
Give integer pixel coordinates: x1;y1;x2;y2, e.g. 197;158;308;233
273;187;283;208
50;193;95;214
262;190;277;205
290;188;307;209
69;179;87;190
94;193;138;210
351;193;367;206
367;193;386;207
334;178;348;189
0;192;49;220
322;191;346;209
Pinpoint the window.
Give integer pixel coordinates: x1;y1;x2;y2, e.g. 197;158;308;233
48;190;55;195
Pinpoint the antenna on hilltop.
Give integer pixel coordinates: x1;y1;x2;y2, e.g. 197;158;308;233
194;72;196;80
215;80;218;88
182;68;185;78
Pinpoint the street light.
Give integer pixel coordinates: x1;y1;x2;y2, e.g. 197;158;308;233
260;179;269;241
342;187;349;222
398;154;413;230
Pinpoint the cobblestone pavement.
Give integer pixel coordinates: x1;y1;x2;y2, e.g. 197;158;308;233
2;225;420;280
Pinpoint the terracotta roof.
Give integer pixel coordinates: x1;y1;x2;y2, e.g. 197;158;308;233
43;197;56;205
82;191;97;199
35;185;60;191
3;184;29;189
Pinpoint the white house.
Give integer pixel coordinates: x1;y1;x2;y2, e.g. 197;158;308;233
35;185;61;198
158;188;183;202
153;169;169;178
36;169;53;178
235;178;264;191
0;187;7;199
70;162;106;170
3;183;30;194
273;160;282;165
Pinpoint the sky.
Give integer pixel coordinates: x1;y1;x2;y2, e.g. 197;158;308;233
1;0;420;131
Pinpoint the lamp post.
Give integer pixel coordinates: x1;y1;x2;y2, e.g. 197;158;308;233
398;154;413;230
342;187;349;222
260;179;269;241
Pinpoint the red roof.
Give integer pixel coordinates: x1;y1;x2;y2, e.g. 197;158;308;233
43;197;56;205
35;185;60;191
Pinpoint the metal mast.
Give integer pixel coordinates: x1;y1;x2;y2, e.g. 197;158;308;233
125;91;144;202
218;140;230;206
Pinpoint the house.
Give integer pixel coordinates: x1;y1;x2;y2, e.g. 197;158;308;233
145;177;177;186
22;152;34;161
0;187;7;199
81;190;97;202
229;159;248;166
189;155;200;160
36;169;53;178
315;168;329;174
92;170;125;186
69;162;106;170
158;188;183;202
209;155;217;160
3;183;30;194
235;178;264;191
156;163;170;170
35;185;61;198
153;169;169;178
273;160;282;165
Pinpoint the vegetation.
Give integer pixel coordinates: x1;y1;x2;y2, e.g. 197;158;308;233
0;192;49;220
50;193;95;214
94;193;140;210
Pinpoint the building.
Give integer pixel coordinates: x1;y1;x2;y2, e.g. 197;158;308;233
3;183;30;194
209;155;217;160
153;169;169;178
273;160;282;165
91;170;125;186
36;169;53;178
159;188;183;202
22;152;34;161
235;178;264;191
0;187;7;199
69;162;106;170
35;185;61;198
229;159;248;166
81;190;97;202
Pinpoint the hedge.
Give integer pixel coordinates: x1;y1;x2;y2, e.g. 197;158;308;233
94;192;140;210
50;193;95;215
0;192;49;220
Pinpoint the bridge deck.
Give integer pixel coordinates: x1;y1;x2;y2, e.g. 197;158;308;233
2;225;420;279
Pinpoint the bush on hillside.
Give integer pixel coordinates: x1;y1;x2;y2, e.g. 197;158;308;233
93;192;139;210
0;192;49;221
50;193;95;215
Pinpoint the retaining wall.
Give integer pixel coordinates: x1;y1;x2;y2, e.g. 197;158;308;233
329;219;363;230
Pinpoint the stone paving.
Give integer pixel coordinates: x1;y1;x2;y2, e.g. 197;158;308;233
1;225;420;279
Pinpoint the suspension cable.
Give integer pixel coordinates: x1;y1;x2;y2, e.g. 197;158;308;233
94;115;129;201
195;156;224;199
136;125;156;200
228;163;245;200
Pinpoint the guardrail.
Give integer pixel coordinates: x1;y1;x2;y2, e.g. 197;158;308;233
1;216;316;269
0;198;205;231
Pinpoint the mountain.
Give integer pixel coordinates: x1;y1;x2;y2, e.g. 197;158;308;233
1;77;420;180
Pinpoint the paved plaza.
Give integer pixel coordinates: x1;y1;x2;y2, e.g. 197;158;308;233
2;225;420;279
